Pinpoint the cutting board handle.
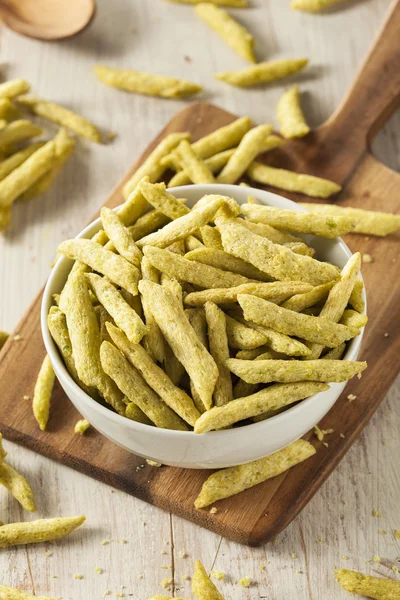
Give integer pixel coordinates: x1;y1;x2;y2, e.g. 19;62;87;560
324;0;400;146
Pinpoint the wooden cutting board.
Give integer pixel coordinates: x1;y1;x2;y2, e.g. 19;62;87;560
0;2;399;547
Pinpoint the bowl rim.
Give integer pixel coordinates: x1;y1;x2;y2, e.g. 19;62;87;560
41;183;366;440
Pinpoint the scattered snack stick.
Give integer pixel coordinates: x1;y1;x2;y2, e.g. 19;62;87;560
0;516;86;547
217;124;273;184
0;331;9;350
94;65;202;99
195;3;255;62
19;127;76;202
0;586;58;600
162;117;251;168
17;94;101;143
299;203;400;236
0;79;30;99
165;0;247;5
241;204;354;238
123;134;190;199
168;149;235;187
215;58;308;87
74;419;90;434
292;0;347;12
277;85;310;138
195;439;315;507
246;162;342;197
175;140;216;184
0;433;36;511
192;560;225;600
0;142;44;182
32;355;55;431
0;139;56;209
0;120;42;150
335;568;400;599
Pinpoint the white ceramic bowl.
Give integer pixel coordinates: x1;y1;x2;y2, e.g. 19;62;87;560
41;184;365;469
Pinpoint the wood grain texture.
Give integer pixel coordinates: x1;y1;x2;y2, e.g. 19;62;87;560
0;0;399;596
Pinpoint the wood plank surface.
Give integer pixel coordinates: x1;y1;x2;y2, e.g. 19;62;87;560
0;0;399;597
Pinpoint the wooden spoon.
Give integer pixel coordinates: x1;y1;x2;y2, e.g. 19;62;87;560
0;0;95;41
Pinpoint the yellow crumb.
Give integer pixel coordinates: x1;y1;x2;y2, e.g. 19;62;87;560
238;577;252;588
347;394;357;401
23;395;30;400
161;550;168;555
291;553;297;559
295;569;303;574
161;577;173;589
183;574;191;581
373;555;381;563
362;253;373;263
379;529;387;535
104;592;110;597
372;509;382;517
120;539;127;544
45;550;52;557
315;538;323;544
342;555;349;560
395;530;400;539
258;565;265;570
95;567;103;574
210;570;224;581
209;507;218;514
314;425;334;441
146;459;162;467
106;131;117;141
323;442;329;448
115;594;124;598
100;540;109;545
393;566;399;574
74;418;90;434
13;335;22;341
179;550;187;558
340;433;345;439
160;565;172;569
74;574;83;579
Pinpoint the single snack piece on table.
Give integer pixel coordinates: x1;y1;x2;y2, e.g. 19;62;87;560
17;94;101;143
165;0;247;5
246;162;342;197
217;124;273;184
241;204;354;238
74;419;90;434
195;3;255;62
162;116;251;168
292;0;347;12
32;355;55;431
277;85;310;138
195;439;316;507
215;58;308;87
0;516;86;547
335;568;400;599
0;434;36;512
94;65;202;99
299;202;400;236
192;560;225;600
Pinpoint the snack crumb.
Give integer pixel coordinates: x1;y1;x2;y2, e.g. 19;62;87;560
45;550;52;557
384;332;389;337
23;395;30;401
362;253;373;263
347;394;357;401
182;574;191;581
340;433;345;439
179;550;187;559
74;574;83;580
315;538;323;544
210;570;224;581
238;576;252;588
104;592;110;597
372;509;382;517
379;529;387;535
106;131;117;141
137;574;143;579
120;539;127;544
74;419;90;434
342;555;349;560
95;567;103;574
291;553;297;559
258;565;265;570
395;530;400;539
184;55;192;63
146;459;162;467
209;507;218;514
323;442;329;448
100;540;109;545
160;565;172;570
295;569;303;574
161;577;173;590
161;550;168;555
373;555;381;563
314;425;334;441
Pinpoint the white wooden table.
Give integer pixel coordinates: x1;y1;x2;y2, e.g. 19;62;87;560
0;1;399;598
